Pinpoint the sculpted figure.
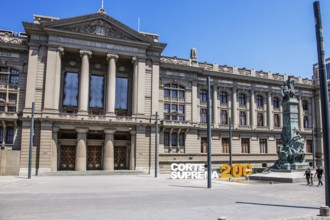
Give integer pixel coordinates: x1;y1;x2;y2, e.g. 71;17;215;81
281;77;295;101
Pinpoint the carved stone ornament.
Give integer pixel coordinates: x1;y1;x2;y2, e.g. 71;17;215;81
64;20;133;40
0;33;26;45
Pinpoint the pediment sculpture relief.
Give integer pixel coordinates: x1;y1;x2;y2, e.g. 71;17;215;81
63;20;133;40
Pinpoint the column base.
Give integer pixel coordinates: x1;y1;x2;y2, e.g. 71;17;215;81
77;111;88;116
106;112;116;117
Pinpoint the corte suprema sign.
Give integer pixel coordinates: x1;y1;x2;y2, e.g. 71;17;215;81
170;163;253;179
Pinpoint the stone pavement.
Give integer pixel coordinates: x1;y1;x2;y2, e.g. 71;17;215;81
0;174;329;220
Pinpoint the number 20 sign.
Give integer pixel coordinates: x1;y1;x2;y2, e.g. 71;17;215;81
220;164;253;178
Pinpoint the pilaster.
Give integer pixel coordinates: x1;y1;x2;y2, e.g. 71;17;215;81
24;46;39;109
130;130;136;170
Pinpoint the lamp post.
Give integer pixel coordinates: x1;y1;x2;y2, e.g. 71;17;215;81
313;1;330;206
207;76;212;188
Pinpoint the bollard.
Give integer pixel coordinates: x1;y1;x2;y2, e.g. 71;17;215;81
218;217;227;220
320;206;330;216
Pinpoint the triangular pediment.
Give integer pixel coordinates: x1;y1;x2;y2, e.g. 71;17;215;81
43;13;151;43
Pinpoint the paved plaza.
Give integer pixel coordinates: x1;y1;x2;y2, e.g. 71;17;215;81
0;174;329;220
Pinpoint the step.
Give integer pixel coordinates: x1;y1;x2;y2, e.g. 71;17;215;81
38;170;146;176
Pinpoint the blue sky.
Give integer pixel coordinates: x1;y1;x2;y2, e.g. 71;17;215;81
1;0;329;79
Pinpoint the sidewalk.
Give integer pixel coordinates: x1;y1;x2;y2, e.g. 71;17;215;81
0;174;328;220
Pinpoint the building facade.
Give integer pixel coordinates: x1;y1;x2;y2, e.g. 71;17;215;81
0;10;325;175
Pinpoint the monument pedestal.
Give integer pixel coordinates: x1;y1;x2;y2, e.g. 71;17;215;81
291;162;310;170
249;170;308;183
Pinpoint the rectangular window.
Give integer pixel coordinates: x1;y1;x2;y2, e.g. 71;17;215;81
164;132;169;146
89;75;104;109
0;106;5;112
0;74;8;83
172;132;177;146
164;104;170;113
63;72;79;107
171;115;178;120
171;104;177;112
164;115;170;120
260;138;267;153
8;107;16;112
306;140;313;153
178;105;184;114
9;75;19;85
257;113;264;127
0;93;6;101
222;138;229;153
178;115;185;121
115;77;128;110
200;109;207;123
164;89;170;97
179;133;185;147
242;138;250;153
220;110;227;125
172;90;177;98
6;127;14;144
274;114;280;127
8;94;16;104
179;91;184;99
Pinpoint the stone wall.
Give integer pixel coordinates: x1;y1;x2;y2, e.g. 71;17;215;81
0;150;20;175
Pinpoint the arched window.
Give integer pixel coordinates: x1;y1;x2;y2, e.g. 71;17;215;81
220;91;227;105
256;95;263;108
238;93;246;107
302;100;308;111
200;89;207;102
239;111;246;126
273;97;280;109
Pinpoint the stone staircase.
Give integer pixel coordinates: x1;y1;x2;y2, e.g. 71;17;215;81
38;170;146;176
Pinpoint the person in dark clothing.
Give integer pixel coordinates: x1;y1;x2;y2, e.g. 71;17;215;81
314;166;324;186
304;168;311;186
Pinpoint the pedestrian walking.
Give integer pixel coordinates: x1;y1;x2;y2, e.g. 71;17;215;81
314;165;324;186
304;168;311;186
310;170;314;186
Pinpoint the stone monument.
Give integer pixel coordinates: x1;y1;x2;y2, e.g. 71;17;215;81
272;77;309;170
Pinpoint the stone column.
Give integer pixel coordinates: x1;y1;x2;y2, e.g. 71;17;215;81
104;129;115;170
232;87;237;128
132;57;138;115
44;47;64;112
106;54;119;115
51;128;59;171
212;85;218;126
137;58;146;114
78;50;92;115
250;90;255;129
130;131;136;170
54;47;64;111
2;122;6;148
311;96;315;128
75;128;88;171
268;92;273;129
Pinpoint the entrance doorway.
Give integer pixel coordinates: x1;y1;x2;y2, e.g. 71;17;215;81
59;146;76;170
87;146;102;170
114;146;129;169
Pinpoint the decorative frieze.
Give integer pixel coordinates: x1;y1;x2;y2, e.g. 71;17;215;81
0;32;27;45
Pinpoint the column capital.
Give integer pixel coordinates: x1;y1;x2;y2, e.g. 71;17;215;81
132;56;137;63
58;47;64;55
106;53;119;61
80;50;92;58
104;129;116;135
130;130;137;135
76;128;88;134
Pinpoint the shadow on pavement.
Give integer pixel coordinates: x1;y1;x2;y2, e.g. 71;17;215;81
236;201;319;210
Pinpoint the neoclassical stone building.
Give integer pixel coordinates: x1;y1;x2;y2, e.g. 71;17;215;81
0;9;325;175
